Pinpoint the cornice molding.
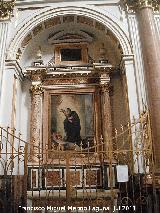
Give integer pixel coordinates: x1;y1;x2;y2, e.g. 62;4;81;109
0;1;16;21
122;0;160;12
5;59;24;80
15;0;120;6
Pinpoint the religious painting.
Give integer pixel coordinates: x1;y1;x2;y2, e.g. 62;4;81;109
54;43;88;65
50;93;94;150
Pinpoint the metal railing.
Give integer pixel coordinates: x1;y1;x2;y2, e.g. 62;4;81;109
0;110;158;213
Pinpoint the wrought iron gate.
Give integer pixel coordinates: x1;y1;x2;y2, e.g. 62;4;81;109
0;110;159;213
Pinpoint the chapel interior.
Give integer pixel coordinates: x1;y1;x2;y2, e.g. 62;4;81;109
0;0;160;212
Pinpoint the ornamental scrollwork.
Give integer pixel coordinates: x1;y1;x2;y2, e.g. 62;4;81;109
0;0;16;20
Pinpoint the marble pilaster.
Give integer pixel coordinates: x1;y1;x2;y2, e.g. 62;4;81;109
0;0;16;102
0;22;9;102
30;84;43;161
100;72;113;153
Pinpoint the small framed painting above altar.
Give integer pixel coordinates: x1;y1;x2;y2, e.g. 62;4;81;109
54;43;88;65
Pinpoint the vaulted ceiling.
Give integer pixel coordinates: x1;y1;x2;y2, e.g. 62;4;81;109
20;15;122;68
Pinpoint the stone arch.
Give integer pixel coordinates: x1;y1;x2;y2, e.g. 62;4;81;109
7;6;133;60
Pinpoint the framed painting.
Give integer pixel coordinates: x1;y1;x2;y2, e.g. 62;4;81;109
50;93;94;150
43;89;99;153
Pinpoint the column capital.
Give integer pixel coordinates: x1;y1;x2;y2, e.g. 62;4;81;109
99;70;113;93
30;84;44;95
25;68;47;82
100;83;113;93
122;0;160;12
99;71;111;84
0;1;16;21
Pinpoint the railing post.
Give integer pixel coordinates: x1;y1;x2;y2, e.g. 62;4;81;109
66;153;71;207
23;143;28;208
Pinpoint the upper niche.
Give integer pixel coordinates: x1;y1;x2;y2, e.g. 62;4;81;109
20;16;122;68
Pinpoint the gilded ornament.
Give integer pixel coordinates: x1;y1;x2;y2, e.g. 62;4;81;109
16;48;22;60
30;84;44;95
122;0;160;11
0;0;16;20
100;83;112;93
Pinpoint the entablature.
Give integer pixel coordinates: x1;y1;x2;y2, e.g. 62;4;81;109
16;0;120;7
25;63;114;87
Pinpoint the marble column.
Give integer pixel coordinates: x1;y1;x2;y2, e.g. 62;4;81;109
30;84;43;161
100;72;112;153
136;2;160;170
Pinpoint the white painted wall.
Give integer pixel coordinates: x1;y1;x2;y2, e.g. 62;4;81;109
0;67;14;127
0;61;29;138
20;79;31;142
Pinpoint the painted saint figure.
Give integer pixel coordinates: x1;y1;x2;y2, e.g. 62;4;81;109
60;108;81;145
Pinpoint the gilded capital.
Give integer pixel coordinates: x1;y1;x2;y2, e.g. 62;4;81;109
100;83;112;93
0;1;16;20
122;0;160;11
25;69;47;82
30;84;44;95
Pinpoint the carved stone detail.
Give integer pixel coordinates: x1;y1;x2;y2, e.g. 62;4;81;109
26;69;47;81
0;1;15;20
100;83;112;93
99;71;112;93
122;0;160;11
30;84;44;95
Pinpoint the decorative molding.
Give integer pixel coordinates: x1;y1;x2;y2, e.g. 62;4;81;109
16;1;120;7
120;54;134;71
48;56;55;67
25;69;47;81
25;64;115;88
122;0;160;12
100;72;111;84
0;0;16;21
16;48;22;60
48;30;93;45
5;59;24;81
93;64;113;92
